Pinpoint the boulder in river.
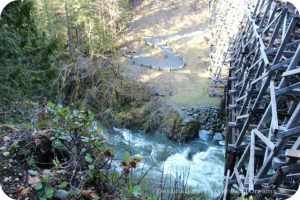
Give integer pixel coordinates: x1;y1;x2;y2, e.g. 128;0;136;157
213;132;224;141
179;119;201;141
165;115;200;142
199;130;210;141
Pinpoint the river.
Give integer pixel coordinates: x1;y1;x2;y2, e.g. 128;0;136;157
101;127;225;199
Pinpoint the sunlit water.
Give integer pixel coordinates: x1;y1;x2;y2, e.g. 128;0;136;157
101;127;224;198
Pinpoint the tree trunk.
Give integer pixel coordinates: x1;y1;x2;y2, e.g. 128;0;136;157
64;2;75;60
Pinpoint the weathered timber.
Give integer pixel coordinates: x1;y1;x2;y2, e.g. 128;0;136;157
221;0;300;199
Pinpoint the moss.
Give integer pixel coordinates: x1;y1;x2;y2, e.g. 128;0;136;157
161;109;181;134
115;111;135;125
167;119;200;142
158;108;200;142
181;121;200;140
112;95;201;142
114;99;164;133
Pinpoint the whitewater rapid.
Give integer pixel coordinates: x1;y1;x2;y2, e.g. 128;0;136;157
102;127;224;198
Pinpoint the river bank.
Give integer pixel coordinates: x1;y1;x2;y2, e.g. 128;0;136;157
0;114;225;200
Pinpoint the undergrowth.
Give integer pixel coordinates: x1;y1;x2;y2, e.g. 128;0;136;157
0;102;208;199
0;102;152;200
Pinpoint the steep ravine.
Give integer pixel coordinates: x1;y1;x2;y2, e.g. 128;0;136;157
61;0;226;198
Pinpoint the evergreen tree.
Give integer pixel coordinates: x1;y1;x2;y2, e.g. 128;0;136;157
0;0;58;109
0;0;132;109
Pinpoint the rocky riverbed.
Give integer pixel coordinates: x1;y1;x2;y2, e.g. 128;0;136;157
183;105;224;131
174;105;225;142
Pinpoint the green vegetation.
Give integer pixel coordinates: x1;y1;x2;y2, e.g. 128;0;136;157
0;102;155;199
0;102;206;199
0;0;59;108
0;0;132;112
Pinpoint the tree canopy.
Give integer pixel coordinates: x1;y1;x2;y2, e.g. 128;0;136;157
0;0;131;109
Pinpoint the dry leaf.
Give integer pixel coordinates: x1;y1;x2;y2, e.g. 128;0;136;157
90;192;99;199
80;190;99;199
17;186;31;197
27;175;41;185
80;190;91;197
20;188;31;196
38;129;53;136
17;186;25;193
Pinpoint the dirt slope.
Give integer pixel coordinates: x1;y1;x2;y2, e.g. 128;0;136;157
119;0;220;106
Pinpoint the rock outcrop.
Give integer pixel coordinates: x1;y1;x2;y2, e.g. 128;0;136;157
183;106;224;132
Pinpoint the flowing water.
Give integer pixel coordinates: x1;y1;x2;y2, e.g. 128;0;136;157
101;127;225;198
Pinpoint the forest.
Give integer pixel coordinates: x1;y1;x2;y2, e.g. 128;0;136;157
0;0;131;109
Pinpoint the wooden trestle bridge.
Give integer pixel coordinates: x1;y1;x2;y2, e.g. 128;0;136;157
219;0;300;199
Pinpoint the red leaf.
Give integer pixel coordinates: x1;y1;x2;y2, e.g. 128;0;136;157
120;161;128;167
123;168;130;174
104;150;113;157
129;161;137;169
